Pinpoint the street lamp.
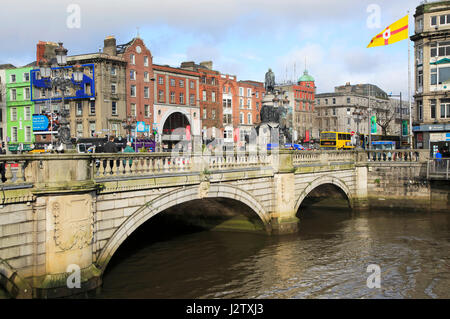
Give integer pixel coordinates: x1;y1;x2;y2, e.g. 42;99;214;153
352;110;364;148
39;43;84;150
388;92;403;148
122;116;136;142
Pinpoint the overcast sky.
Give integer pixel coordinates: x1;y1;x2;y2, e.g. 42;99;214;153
0;0;422;96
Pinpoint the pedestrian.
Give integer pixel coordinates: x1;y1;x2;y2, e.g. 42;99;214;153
0;145;6;183
435;149;443;169
122;141;134;169
103;136;118;172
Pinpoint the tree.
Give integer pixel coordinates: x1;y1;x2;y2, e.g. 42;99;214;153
374;106;396;136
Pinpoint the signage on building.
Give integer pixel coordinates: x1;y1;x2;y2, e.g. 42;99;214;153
402;120;408;136
32;115;50;131
371;116;377;134
430;133;450;142
136;121;146;132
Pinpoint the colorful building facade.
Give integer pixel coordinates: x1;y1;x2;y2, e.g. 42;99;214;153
6;66;35;152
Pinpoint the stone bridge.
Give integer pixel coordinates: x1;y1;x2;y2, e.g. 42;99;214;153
0;149;435;298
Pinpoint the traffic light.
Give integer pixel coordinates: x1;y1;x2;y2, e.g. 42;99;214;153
153;129;157;136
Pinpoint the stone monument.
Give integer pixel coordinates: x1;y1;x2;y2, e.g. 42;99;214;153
257;68;292;147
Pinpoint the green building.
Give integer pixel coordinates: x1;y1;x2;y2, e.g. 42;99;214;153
6;66;35;152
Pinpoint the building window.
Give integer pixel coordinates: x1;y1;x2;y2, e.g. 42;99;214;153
179;92;184;104
144;71;149;82
256;102;259;110
256;92;259;98
431;100;436;119
203;109;207;119
90;101;95;114
247;88;251;97
76;102;82;116
170;91;175;104
111;83;116;94
111;123;119;137
170;79;175;87
111;66;116;75
418;69;423;88
240;112;244;124
333;108;336;116
190;94;195;106
347;97;351;104
247;99;251;109
158;76;164;85
130;70;136;80
25;126;31;142
76;123;83;137
431;68;437;85
11;89;16;101
418;101;423;121
240;98;243;108
247;113;252;125
144;86;149;98
144;56;149;66
90;122;96;137
212;109;216;119
211;77;215;85
239;87;243;96
201;76;206;84
10;74;16;83
131;85;136;97
23;72;29;82
431;16;437;27
112;101;117;115
131;103;136;117
11;127;18;142
190;81;194;89
158;90;164;102
325;99;328;104
24;87;30;100
212;91;216;102
333;98;336;104
430;42;450;57
145;105;150;118
179;80;184;88
25;106;31;120
440;14;450;25
130;54;135;64
203;90;207;101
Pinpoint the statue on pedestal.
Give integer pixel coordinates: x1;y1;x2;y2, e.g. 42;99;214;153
265;68;275;94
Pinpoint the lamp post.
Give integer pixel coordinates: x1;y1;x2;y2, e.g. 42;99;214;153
122;116;136;142
388;92;403;148
352;110;364;148
38;43;83;150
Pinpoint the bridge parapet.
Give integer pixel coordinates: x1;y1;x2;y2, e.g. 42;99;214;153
359;149;429;163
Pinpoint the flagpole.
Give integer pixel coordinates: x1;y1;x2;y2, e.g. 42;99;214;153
408;10;414;150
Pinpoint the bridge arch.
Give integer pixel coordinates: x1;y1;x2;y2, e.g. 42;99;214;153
96;183;270;273
0;259;32;299
294;176;353;213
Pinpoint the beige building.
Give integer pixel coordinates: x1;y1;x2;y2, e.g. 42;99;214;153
411;0;450;153
316;83;414;146
66;53;127;138
33;41;128;140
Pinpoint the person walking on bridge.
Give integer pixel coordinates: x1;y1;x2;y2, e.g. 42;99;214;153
103;135;118;173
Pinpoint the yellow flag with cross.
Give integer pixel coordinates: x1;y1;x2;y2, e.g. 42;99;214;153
367;15;409;48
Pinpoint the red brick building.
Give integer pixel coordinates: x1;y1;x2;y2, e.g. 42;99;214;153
114;37;154;137
180;61;221;141
152;64;201;150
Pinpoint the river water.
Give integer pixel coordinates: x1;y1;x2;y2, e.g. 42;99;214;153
97;208;450;299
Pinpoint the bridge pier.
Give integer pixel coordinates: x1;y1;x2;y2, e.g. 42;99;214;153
269;152;300;235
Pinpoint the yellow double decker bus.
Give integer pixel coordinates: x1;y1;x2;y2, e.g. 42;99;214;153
320;132;355;150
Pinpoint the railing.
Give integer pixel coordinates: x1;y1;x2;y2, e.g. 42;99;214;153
428;158;450;180
0;150;432;189
363;150;429;163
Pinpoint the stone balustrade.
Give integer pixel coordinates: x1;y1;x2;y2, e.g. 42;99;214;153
0;150;431;189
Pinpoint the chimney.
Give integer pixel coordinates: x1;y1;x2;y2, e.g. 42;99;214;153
104;36;117;56
200;61;213;70
37;41;58;64
180;61;195;70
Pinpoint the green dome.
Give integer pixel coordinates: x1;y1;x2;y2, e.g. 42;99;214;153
299;70;314;82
